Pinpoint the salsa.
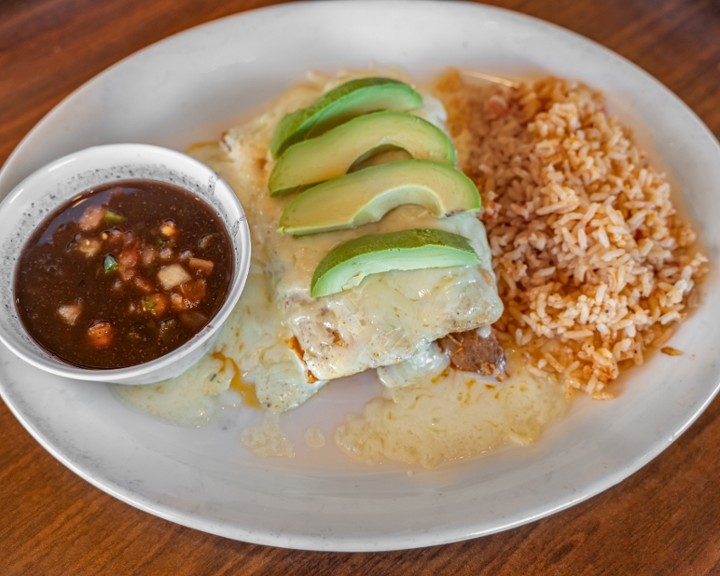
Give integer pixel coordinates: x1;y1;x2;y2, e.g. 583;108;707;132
14;179;234;369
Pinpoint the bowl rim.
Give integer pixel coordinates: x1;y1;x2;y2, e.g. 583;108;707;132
0;142;252;384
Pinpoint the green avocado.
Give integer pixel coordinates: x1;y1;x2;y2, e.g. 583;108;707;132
278;159;481;236
270;77;423;158
310;228;480;297
268;111;456;196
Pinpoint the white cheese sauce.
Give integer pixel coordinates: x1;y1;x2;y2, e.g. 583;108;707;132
335;359;571;469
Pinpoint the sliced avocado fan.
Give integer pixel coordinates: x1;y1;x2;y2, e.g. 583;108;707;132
310;228;480;297
279;159;481;236
269;111;456;196
270;77;423;158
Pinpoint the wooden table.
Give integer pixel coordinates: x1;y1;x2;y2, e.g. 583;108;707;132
2;0;719;573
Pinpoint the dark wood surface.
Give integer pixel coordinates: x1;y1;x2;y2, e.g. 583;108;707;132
2;1;719;574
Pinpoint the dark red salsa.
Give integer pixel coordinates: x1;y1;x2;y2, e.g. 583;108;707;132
14;179;234;369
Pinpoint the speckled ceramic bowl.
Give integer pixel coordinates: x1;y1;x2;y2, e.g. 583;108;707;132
0;143;251;385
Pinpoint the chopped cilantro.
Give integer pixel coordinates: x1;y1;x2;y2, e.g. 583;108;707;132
103;254;118;272
103;210;126;224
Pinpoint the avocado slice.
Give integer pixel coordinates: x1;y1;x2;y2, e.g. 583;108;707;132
278;159;481;236
269;111;456;196
270;77;423;158
310;228;480;297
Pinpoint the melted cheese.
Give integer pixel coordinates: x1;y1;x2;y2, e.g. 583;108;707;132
111;354;233;427
240;411;295;458
335;361;571;468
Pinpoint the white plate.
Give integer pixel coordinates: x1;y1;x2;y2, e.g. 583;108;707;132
2;0;720;552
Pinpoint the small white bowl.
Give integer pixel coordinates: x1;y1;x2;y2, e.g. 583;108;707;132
0;143;251;385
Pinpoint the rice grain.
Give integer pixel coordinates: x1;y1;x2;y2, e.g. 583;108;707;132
436;70;708;396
